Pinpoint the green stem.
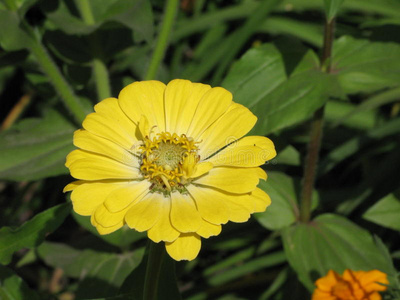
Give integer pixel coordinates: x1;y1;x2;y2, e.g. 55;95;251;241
75;0;111;101
28;35;86;123
143;241;165;300
144;0;179;80
299;18;335;223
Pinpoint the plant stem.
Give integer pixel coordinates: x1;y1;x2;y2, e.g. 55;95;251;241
299;18;335;223
29;38;86;123
144;0;179;80
143;241;165;300
75;0;111;101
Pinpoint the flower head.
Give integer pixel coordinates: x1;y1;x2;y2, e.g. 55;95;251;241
64;79;276;261
312;269;389;300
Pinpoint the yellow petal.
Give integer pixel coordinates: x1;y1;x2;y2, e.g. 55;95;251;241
186;185;229;225
190;162;213;178
118;81;166;131
196;220;221;238
124;193;163;232
251;188;271;213
147;199;179;243
138;115;150;139
207;136;276;167
164;79;212;134
83;112;137;150
164;79;193;133
94;204;130;227
165;233;201;261
68;153;140;180
63;180;84;192
94;97;138;135
69;180;127;216
187;87;232;140
91;214;124;235
170;192;201;233
194;167;260;193
103;180;150;213
222;193;254;223
256;167;267;180
199;103;257;158
73;129;137;165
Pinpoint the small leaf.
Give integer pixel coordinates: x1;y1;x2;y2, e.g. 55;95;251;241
282;213;394;291
0;265;40;300
0;203;71;264
255;172;299;230
0;110;76;181
332;36;400;94
323;0;345;21
0;9;33;51
37;242;145;299
363;194;400;231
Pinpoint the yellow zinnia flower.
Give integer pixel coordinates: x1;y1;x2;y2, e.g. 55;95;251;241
64;79;276;261
312;269;389;300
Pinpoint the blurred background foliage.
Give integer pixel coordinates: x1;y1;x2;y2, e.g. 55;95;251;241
1;0;400;299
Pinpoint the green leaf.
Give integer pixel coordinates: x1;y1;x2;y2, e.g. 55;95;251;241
222;44;330;135
0;110;76;181
42;0;153;43
37;242;145;299
282;213;394;291
255;172;319;231
275;145;300;166
0;265;40;300
0;203;71;264
332;36;400;94
73;212;146;248
255;172;299;230
323;0;345;20
326;99;376;130
363;194;400;231
0;9;33;51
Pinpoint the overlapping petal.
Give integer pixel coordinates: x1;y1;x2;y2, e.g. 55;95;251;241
165;233;201;261
118;81;166;131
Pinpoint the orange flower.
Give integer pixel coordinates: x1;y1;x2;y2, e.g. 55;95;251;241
312;269;388;300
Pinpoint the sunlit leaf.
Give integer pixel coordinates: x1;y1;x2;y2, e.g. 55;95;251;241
222;44;331;135
0;110;75;181
332;36;400;94
0;203;71;264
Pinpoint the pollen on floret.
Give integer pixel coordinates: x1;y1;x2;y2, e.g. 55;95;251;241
139;131;200;194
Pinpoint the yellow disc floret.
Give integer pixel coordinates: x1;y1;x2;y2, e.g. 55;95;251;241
139;132;200;193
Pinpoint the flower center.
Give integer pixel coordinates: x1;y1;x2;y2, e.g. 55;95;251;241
139;132;199;193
